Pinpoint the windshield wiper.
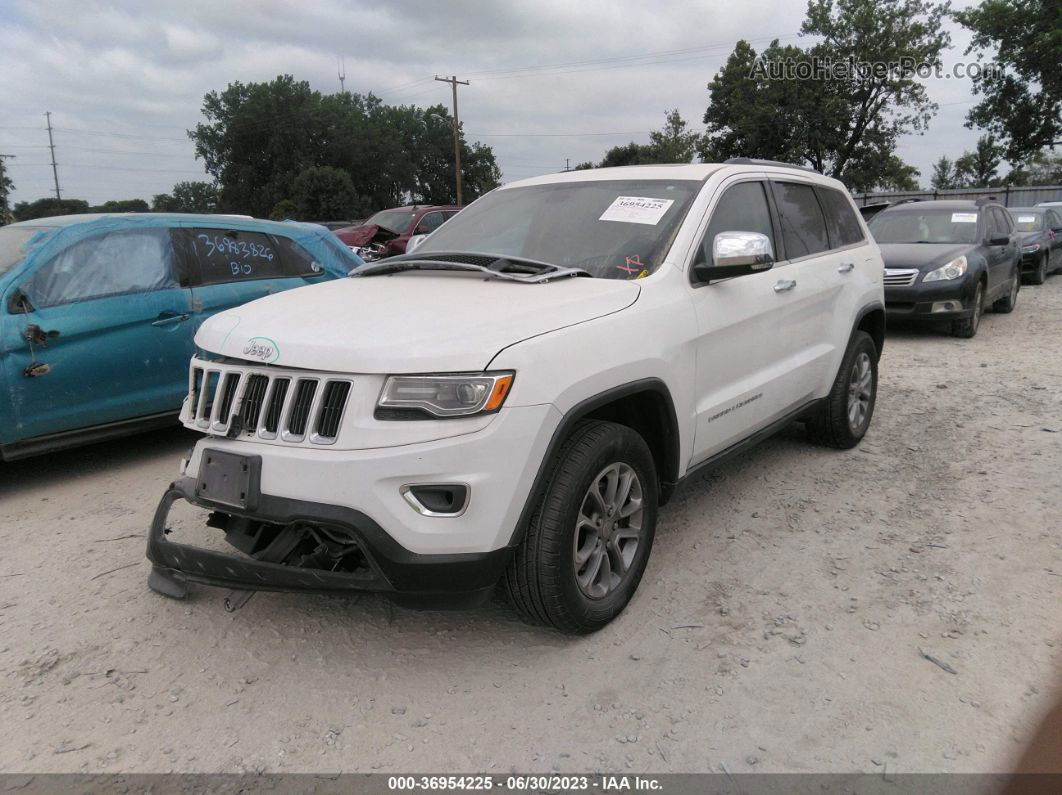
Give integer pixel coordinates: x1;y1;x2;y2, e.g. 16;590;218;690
350;252;591;283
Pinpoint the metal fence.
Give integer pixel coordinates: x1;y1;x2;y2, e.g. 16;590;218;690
852;185;1062;208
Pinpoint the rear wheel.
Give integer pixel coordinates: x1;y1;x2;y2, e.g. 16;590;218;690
992;266;1020;313
951;281;984;338
503;420;658;634
807;331;878;449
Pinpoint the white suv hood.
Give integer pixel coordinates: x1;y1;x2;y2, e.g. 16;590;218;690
195;271;640;373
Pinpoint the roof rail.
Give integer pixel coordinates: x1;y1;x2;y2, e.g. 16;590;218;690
974;195;999;206
894;198;923;205
723;157;820;174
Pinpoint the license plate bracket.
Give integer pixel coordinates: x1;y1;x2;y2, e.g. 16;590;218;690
195;449;261;510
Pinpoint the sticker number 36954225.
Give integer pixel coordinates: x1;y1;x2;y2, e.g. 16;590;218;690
599;196;675;226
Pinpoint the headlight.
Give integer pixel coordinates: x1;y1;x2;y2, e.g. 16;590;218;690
377;372;515;418
923;256;968;282
1021;243;1041;253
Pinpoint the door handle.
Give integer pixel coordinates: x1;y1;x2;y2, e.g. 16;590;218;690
152;311;190;327
838;261;855;273
773;279;797;293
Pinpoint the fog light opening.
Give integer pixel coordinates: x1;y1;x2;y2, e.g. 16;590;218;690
401;484;470;517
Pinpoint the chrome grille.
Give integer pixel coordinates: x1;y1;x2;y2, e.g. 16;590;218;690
186;359;352;445
883;268;919;287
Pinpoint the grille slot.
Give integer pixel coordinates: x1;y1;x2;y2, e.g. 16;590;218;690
315;381;352;440
215;373;241;426
286;379;319;437
189;368;204;419
263;378;290;434
239;375;270;432
883;268;919;287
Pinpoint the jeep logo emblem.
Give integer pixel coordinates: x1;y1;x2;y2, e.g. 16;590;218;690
243;337;280;364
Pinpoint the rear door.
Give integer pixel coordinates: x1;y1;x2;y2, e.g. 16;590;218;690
183;226;332;340
984;208;1011;293
1048;211;1062;269
2;225;194;440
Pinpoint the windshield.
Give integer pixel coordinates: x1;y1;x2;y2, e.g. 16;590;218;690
1009;210;1043;232
868;209;980;245
365;209;415;234
415;179;701;279
0;226;56;276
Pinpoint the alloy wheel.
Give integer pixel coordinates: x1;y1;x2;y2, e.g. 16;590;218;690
573;462;644;599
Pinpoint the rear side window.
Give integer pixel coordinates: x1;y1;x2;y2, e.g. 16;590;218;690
696;181;776;266
817;187;865;247
770;182;830;259
22;227;178;308
188;228;298;285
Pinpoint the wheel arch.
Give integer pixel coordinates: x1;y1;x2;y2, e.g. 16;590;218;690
507;378;681;548
852;302;885;361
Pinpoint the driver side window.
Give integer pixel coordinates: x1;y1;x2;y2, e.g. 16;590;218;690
696;182;775;267
415;212;445;235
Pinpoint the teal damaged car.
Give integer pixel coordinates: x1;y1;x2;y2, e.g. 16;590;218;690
0;213;362;461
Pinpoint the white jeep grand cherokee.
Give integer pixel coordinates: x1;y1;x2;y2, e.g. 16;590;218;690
147;160;885;633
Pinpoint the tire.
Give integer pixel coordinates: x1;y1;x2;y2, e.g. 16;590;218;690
992;266;1020;313
503;419;658;634
807;331;878;450
1029;252;1048;285
951;281;984;338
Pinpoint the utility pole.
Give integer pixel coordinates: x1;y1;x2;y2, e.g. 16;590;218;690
0;153;15;222
337;56;346;92
45;111;61;200
434;75;469;205
564;158;570;172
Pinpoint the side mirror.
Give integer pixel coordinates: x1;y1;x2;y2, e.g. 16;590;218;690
406;234;429;253
988;235;1010;246
693;231;775;283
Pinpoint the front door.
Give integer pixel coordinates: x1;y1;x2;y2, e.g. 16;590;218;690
1;226;194;441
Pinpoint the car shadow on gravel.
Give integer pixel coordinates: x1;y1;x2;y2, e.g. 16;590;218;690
0;425;197;498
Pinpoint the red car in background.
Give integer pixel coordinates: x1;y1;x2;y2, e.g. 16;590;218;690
335;205;461;261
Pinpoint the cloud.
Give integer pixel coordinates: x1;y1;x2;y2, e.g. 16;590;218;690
0;0;989;206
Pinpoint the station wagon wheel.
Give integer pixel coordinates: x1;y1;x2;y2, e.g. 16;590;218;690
573;462;644;599
951;282;983;338
503;419;658;634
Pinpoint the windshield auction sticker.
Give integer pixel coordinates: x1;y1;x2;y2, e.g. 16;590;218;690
599;196;675;225
951;213;978;223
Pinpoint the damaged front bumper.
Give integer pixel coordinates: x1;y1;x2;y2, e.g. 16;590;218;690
146;475;513;609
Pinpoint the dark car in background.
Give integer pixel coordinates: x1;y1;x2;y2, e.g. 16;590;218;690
0;213;362;460
1008;206;1062;285
867;199;1021;338
334;205;461;261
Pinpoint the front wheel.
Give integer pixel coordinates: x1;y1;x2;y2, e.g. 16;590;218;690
1027;253;1048;285
992;266;1020;313
503;420;658;634
807;330;878;449
951;281;984;338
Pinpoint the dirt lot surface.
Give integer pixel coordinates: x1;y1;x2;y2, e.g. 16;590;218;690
1;279;1060;776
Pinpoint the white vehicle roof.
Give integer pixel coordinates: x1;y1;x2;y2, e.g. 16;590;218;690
500;162;838;191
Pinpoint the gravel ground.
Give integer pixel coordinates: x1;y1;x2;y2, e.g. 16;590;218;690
1;278;1060;775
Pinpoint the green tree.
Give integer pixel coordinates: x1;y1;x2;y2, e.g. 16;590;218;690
292;166;359;220
955;134;1004;186
955;0;1062;163
269;199;297;221
930;155;960;189
12;198;90;221
189;76;500;215
0;158;13;224
648;109;700;163
152;181;219;213
701;0;950;189
598;142;656;168
91;198;149;213
1004;148;1062;186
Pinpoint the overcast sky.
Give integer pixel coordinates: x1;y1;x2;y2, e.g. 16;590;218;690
1;0;986;207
